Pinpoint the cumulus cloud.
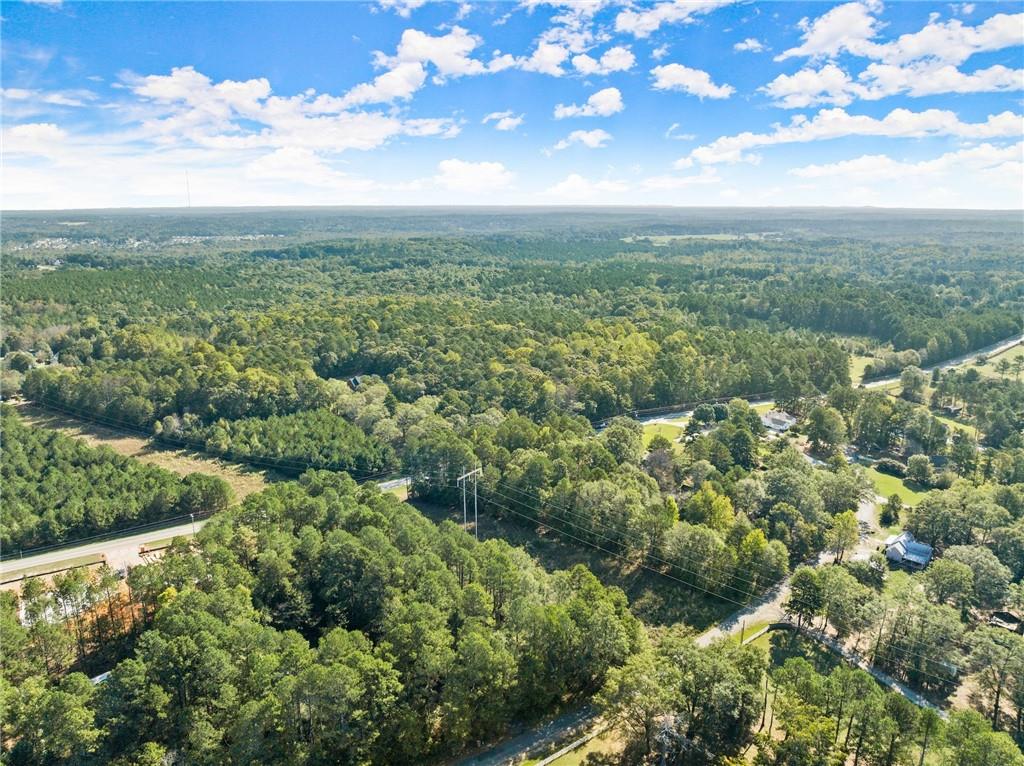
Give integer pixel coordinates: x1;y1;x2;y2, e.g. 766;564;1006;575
775;0;885;61
651;64;734;99
514;42;572;76
434;158;515;191
777;2;1023;66
572;46;636;75
761;63;859;108
789;141;1023;182
1;122;68;156
543;173;629;200
615;0;736;38
551;128;612;151
763;61;1024;108
482;110;525;131
375;0;429;17
553;87;623;118
734;38;765;52
339;62;428;107
677;106;1024;166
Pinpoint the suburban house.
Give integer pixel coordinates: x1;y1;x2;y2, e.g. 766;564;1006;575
761;409;798;433
989;610;1024;635
884;531;934;569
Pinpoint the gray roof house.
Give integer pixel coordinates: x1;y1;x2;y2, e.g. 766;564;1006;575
884;531;933;569
761;409;798;433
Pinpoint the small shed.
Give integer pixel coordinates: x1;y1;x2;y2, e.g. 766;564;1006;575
884;531;933;569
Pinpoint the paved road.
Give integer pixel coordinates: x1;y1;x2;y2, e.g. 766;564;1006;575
452;706;596;766
1;476;411;586
862;334;1022;389
697;495;881;647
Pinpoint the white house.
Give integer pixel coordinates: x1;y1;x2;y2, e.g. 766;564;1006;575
761;409;797;433
884;531;933;569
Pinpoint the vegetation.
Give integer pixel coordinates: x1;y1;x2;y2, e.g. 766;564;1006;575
1;407;232;551
2;209;1023;763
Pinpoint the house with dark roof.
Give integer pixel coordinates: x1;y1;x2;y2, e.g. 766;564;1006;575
884;531;933;570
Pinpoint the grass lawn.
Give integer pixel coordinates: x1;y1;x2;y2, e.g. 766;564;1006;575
753;402;773;415
930;413;979;440
863;466;928;507
643;422;684;449
972;343;1024;379
850;355;876;385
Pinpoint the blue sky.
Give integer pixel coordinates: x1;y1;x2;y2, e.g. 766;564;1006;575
2;0;1022;209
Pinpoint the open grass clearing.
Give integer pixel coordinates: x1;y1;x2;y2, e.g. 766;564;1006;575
971;343;1024;379
850;355;876;385
643;422;684;449
863;465;928;507
13;400;277;501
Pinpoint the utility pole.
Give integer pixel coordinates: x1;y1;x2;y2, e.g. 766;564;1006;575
457;467;482;540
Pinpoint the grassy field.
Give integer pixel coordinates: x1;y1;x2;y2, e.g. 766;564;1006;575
642;422;684;449
931;412;979;440
13;400;276;500
850;355;876;385
528;727;625;766
972;343;1024;379
863;465;928;507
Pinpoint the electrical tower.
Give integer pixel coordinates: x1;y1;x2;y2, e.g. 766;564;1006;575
457;467;482;540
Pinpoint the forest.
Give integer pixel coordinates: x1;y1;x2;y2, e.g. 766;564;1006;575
2;209;1023;765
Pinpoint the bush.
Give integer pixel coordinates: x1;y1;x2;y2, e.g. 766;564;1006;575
874;458;907;477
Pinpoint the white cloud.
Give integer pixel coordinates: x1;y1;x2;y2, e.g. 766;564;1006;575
778;4;1023;66
665;122;695;140
376;0;429;17
245;146;377;191
763;61;1024;108
761;63;859;108
572;46;636;75
1;122;68;156
651;45;669;60
551;128;612;150
859;61;1024;98
434;158;514;191
776;0;884;61
339;62;428;107
554;87;623;118
482;110;525;131
381;25;488;79
615;0;736;38
651;64;734;99
869;11;1024;66
516;42;572;76
734;38;765;52
543;173;629;200
677;106;1024;166
790;141;1023;182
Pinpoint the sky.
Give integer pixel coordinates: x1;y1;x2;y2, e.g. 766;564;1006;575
1;0;1022;210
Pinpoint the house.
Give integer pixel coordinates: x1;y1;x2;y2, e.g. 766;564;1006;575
884;531;933;569
761;409;797;433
